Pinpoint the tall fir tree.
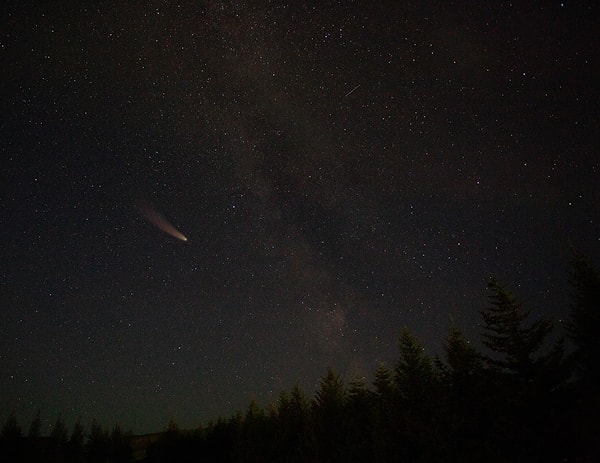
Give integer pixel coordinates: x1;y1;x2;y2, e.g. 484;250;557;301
480;277;552;379
443;324;482;383
1;412;23;462
478;277;558;462
47;414;68;462
395;326;435;402
372;363;394;400
27;408;42;439
346;376;373;462
87;419;110;463
565;253;600;461
313;368;347;461
394;327;440;462
566;252;600;386
66;418;85;462
276;385;310;461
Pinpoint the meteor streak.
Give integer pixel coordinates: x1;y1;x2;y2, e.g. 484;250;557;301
344;84;360;97
138;200;188;242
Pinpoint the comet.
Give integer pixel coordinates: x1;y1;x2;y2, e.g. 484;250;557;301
138;200;188;242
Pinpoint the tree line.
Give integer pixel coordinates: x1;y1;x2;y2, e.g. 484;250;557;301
2;253;599;462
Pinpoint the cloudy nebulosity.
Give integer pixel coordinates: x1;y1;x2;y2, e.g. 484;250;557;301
1;1;598;433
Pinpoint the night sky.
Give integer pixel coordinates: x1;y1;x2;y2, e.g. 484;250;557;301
1;1;598;434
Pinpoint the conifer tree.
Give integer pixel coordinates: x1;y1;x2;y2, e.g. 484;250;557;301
87;419;109;463
371;363;397;460
372;363;394;400
480;277;552;379
47;414;68;461
347;375;369;403
478;277;558;461
66;418;85;462
289;384;309;415
28;408;42;438
1;411;23;460
276;385;309;461
1;411;22;441
110;424;131;463
395;326;434;402
346;376;373;461
394;327;439;462
314;367;346;412
313;368;347;460
444;324;482;384
566;253;600;386
564;253;600;460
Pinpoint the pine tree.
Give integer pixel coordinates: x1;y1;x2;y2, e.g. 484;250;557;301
394;327;440;461
87;419;109;463
395;326;435;402
45;414;68;462
438;324;490;461
347;375;369;403
27;408;42;438
372;363;394;400
444;324;482;385
25;409;44;462
110;424;132;463
480;277;552;379
566;253;600;386
1;411;23;461
478;277;558;461
276;385;310;461
371;363;398;461
346;376;373;462
313;368;347;460
314;367;346;413
564;253;600;461
66;418;85;462
289;384;309;415
1;411;22;440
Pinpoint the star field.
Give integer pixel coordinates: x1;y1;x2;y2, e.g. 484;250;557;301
1;1;598;434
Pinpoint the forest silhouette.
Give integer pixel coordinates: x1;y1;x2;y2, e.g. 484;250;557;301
2;253;599;462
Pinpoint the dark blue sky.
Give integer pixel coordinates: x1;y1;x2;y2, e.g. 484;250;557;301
1;1;598;434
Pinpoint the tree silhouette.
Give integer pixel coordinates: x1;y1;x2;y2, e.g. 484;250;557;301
86;419;109;463
345;376;373;462
370;363;397;461
109;424;132;463
66;419;85;462
395;327;436;402
442;324;482;383
25;409;44;462
27;409;42;439
1;411;23;462
239;400;271;462
480;277;552;379
394;327;440;462
275;385;310;462
1;411;22;441
47;414;68;462
312;367;347;461
372;363;394;401
565;253;600;461
478;277;560;461
437;324;491;461
567;252;600;386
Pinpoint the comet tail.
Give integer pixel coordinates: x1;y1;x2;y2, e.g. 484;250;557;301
139;201;188;242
